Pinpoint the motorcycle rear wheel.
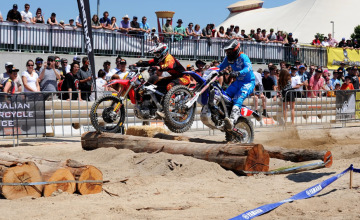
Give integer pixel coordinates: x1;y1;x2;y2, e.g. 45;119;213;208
225;117;254;143
90;95;125;133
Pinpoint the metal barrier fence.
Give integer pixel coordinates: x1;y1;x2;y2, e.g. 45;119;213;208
0;22;327;65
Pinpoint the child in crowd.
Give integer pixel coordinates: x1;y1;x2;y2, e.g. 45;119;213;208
340;76;354;90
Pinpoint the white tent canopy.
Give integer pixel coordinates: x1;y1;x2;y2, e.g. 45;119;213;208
218;0;360;44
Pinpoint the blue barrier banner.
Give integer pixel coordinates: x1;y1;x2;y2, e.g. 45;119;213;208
230;165;354;220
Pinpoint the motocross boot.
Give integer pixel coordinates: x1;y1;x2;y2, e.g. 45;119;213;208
224;105;241;131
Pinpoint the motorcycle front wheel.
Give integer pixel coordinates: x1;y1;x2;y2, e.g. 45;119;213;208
225;117;254;143
90;95;125;133
163;85;196;133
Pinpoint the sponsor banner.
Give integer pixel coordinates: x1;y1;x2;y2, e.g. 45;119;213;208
0;93;46;136
230;165;355;220
327;47;360;70
335;90;358;121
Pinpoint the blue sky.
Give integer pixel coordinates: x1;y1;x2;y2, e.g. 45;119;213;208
1;0;294;29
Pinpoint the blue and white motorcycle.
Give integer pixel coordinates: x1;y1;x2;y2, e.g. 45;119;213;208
163;67;261;143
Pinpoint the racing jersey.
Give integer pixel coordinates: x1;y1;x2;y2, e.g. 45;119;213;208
218;53;255;82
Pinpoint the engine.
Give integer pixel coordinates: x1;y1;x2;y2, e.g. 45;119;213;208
134;95;158;120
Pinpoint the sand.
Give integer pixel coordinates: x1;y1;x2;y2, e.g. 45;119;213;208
0;125;360;220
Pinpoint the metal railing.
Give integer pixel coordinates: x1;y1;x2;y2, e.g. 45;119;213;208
0;22;327;65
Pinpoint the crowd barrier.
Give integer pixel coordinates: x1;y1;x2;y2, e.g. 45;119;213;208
0;22;327;66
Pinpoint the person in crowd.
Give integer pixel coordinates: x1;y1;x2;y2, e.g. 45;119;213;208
353;39;360;49
279;61;286;70
337;69;345;84
0;62;22;92
7;4;22;23
193;24;202;39
241;29;250;40
22;60;40;92
47;13;58;25
60;58;70;77
21;3;33;24
91;14;102;29
150;28;159;46
248;29;256;40
346;39;353;48
267;28;277;42
290;66;301;97
75;14;82;27
115;59;129;79
221;66;235;91
58;20;65;29
162;18;173;42
327;33;338;47
254;28;262;42
67;18;76;28
32;8;44;23
340;76;354;90
269;65;278;91
185;23;195;39
338;38;347;48
321;37;329;47
337;62;347;76
119;14;131;34
312;35;321;46
330;71;340;88
253;69;268;117
262;68;275;99
39;56;61;99
282;33;289;45
276;31;284;42
100;11;111;29
278;69;297;125
107;57;121;80
129;16;141;35
102;60;112;78
109;16;119;30
260;29;269;43
0;11;3;22
2;67;20;94
54;56;62;73
231;26;243;40
61;62;81;101
212;60;220;67
307;64;315;79
287;33;295;45
139;16;151;37
297;65;308;97
201;24;212;39
173;19;186;42
77;57;92;100
308;67;325;98
35;57;43;75
195;60;206;77
348;66;360;89
89;69;108;101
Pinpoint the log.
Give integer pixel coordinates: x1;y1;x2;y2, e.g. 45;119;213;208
81;132;270;175
43;168;76;197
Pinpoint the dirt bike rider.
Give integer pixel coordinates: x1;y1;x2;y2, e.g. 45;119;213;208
132;43;191;116
218;39;256;131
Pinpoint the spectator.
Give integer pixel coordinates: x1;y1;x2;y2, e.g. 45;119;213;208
60;58;70;76
108;57;122;80
21;3;33;24
267;28;277;42
7;4;22;23
340;76;354;90
249;29;256;40
0;11;3;22
173;19;186;42
330;71;339;88
150;28;159;46
2;67;20;94
22;60;40;92
353;39;360;49
120;14;131;34
280;61;286;70
0;62;22;92
327;33;338;47
232;26;243;40
185;23;195;39
337;69;345;84
67;18;76;28
193;24;202;39
54;56;61;72
91;14;101;29
307;64;315;79
47;13;58;25
337;62;347;76
277;31;284;42
349;66;360;89
32;8;44;23
287;33;295;45
139;16;151;36
89;69;108;101
308;67;325;98
102;60;111;77
347;39;353;48
116;59;129;79
39;56;61;100
260;29;269;42
59;20;66;29
129;16;141;35
297;65;309;97
109;16;119;30
312;35;321;46
269;65;278;90
338;38;347;48
77;57;92;100
34;57;43;75
278;69;296;125
241;29;249;40
75;14;82;27
254;28;262;42
321;37;329;47
61;62;81;101
100;11;111;28
290;66;302;97
202;24;212;39
73;56;81;64
262;69;275;99
162;18;173;42
253;69;267;117
195;60;206;77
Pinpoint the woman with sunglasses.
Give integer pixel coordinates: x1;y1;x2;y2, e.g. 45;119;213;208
22;60;40;92
32;8;44;24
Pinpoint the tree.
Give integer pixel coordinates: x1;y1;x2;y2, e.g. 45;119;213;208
350;25;360;42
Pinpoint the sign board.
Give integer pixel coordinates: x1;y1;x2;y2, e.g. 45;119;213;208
336;90;357;121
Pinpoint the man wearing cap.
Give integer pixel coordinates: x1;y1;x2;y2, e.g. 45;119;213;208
73;56;81;64
2;67;20;94
102;60;112;79
129;16;140;36
100;11;111;28
120;15;131;33
297;65;309;97
353;39;360;49
35;57;44;75
173;19;186;42
338;38;347;48
39;56;61;99
7;4;22;23
337;62;347;76
195;60;206;77
77;57;93;100
162;18;173;43
60;58;70;76
20;3;33;24
0;62;22;92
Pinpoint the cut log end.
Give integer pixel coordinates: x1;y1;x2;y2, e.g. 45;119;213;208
1;162;43;200
43;168;76;197
77;165;103;195
324;151;333;168
244;144;270;176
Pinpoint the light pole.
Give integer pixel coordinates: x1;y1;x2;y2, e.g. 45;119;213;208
330;21;334;38
97;0;100;18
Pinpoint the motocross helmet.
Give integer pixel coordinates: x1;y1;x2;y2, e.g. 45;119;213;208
223;39;241;64
152;43;169;63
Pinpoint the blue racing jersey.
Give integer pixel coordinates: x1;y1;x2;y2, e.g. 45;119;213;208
218;53;255;82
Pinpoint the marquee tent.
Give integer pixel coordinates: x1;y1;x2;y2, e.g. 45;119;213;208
218;0;360;44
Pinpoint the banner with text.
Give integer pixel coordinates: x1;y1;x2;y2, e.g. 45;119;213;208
335;90;360;121
327;47;360;70
0;93;46;136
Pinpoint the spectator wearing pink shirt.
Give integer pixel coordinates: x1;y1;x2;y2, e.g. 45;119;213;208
327;33;338;47
308;67;325;98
